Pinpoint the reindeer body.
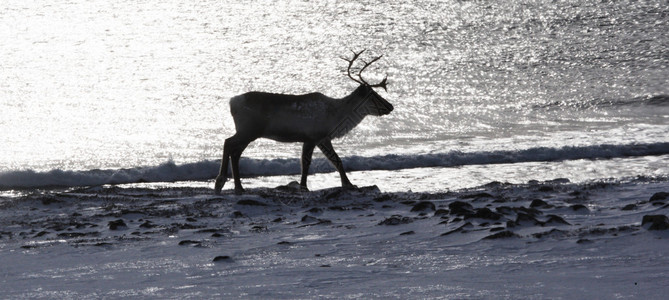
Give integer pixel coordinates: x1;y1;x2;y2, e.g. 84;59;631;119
215;51;392;194
231;92;337;143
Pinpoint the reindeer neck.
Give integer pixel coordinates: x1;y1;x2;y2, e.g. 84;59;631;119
340;85;369;108
326;86;369;139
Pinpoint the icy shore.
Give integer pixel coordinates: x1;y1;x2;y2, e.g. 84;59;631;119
1;177;669;298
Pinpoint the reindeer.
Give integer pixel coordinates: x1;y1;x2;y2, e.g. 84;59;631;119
214;50;393;195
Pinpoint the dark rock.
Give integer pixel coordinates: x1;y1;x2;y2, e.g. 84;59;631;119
328;206;346;211
483;181;505;188
496;206;542;217
621;204;637;211
373;194;393;202
325;189;344;200
236;199;267;206
232;211;244;218
460;192;494;199
121;209;145;216
400;200;416;205
320;265;331;268
272;217;283;223
298;216;332;227
213;255;232;262
489;227;505;232
211;233;223;238
649;192;669;202
250;225;267;232
530;199;552;208
400;231;415;236
40;196;62;205
467;208;503;220
642;215;669;230
173;223;200;230
411;201;436;212
448;201;474;216
275;180;307;193
57;232;94;238
483;231;518;240
570;204;589;212
532;228;567;239
108;219;127;230
33;231;49;238
178;240;202;246
301;215;320;223
544;215;570;226
434;209;449;216
515;213;541;226
139;221;156;228
378;216;413;226
576;239;593;244
441;227;463;236
307;207;323;214
186;217;197;222
548;178;570;184
277;241;291;245
537;185;554;192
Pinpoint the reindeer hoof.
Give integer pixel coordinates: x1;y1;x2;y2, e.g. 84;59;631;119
343;184;358;190
214;177;225;195
234;186;245;195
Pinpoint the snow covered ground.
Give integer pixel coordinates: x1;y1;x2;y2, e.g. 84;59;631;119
2;175;668;298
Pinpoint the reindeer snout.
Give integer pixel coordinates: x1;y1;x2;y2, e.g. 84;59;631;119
383;102;394;115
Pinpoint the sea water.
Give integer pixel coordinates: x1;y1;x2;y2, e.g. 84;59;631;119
1;0;668;190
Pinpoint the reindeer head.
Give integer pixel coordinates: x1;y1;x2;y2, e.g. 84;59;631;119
342;50;393;116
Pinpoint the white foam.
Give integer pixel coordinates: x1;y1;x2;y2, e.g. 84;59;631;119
2;142;668;190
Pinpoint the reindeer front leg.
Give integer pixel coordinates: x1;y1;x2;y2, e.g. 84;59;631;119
300;142;315;191
317;139;356;189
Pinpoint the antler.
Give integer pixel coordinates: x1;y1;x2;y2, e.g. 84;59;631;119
341;49;365;85
341;49;388;91
358;56;387;91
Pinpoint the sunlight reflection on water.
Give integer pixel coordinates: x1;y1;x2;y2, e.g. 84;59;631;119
1;0;667;172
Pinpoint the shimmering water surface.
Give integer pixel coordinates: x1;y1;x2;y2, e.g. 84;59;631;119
1;1;668;183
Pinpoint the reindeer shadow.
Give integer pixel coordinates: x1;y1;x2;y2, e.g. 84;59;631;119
222;183;381;208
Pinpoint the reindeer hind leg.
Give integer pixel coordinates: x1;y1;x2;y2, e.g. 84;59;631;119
214;136;236;194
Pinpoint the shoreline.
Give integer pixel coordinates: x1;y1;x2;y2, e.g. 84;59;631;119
2;177;668;298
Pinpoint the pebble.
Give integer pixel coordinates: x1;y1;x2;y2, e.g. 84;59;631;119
642;215;669;230
411;201;436;212
108;219;127;230
213;256;232;262
378;216;412;226
649;192;669;202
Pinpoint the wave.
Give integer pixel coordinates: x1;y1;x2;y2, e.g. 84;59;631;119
537;94;669;109
1;142;668;190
